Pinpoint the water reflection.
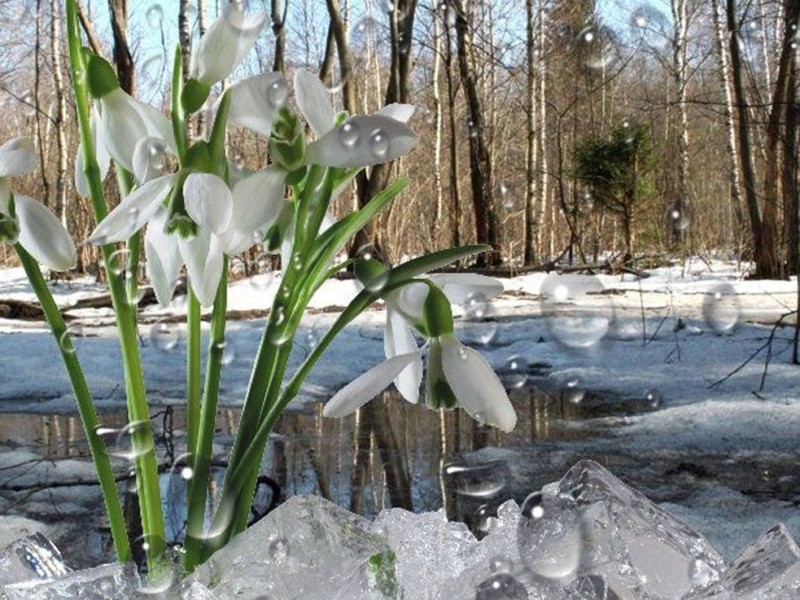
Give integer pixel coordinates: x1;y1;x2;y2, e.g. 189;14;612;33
0;383;622;565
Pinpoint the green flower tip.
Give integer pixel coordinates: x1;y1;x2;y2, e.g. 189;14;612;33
269;107;305;172
86;54;120;99
354;256;389;290
184;141;211;172
422;285;454;337
182;78;211;114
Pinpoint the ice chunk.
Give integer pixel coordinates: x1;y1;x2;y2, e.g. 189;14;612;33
552;460;725;599
0;533;70;586
684;523;800;599
180;581;219;600
0;562;139;599
194;495;393;600
563;575;622;599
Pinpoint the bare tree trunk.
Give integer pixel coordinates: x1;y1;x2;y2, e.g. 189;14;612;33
318;24;337;85
179;0;192;82
523;0;538;265
726;0;778;278
194;0;208;139
74;0;103;55
452;0;501;267
50;0;69;227
443;0;462;249
670;0;690;248
271;0;287;73
537;0;548;260
712;0;746;253
107;0;134;94
34;0;50;207
432;1;445;231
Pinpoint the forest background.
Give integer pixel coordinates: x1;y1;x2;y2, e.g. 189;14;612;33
0;0;797;279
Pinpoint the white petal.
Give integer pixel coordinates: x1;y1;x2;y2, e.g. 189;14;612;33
226;73;287;137
0;138;37;177
224;166;285;254
179;231;225;307
294;71;336;137
88;175;175;244
324;351;422;418
130;97;175;151
191;4;267;85
77;112;113;197
440;335;517;432
183;173;233;235
145;207;182;307
306;115;418;168
15;195;76;270
100;89;149;172
376;104;416;124
385;308;422;403
429;273;504;305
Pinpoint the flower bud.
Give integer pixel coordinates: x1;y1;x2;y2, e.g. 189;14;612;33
269;107;305;172
86;54;120;99
182;78;211;114
422;285;454;338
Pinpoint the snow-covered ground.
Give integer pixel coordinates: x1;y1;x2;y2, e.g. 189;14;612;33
0;257;799;564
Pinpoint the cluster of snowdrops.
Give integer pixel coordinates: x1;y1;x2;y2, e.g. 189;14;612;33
0;0;516;578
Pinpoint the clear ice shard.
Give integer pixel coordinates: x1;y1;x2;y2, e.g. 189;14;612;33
180;581;219;599
0;561;139;599
684;523;800;600
193;495;394;600
551;459;725;599
0;532;71;586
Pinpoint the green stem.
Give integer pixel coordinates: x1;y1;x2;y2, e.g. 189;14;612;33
15;245;132;562
171;44;187;161
66;0;165;565
186;290;202;455
183;257;228;571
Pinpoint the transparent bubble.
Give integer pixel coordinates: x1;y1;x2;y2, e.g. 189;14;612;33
58;323;83;355
667;202;691;232
97;420;155;461
167;453;194;483
135;539;178;596
146;5;164;29
563;378;585;404
369;128;390;158
644;388;661;408
149;320;180;352
248;266;275;291
268;78;289;109
501;355;527;389
338;121;361;148
140;55;165;86
474;504;497;535
539;274;611;349
215;339;236;366
444;460;510;499
109;248;130;277
702;283;740;334
518;490;583;579
475;573;528;600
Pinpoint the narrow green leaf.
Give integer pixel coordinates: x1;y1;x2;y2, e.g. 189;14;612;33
388;244;491;283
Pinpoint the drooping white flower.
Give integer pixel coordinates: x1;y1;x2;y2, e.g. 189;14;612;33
190;4;267;87
324;274;516;432
0;138;76;270
88;137;285;307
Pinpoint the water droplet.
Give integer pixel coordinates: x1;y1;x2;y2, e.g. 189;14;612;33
58;323;83;354
464;292;489;320
563;378;585;404
444;460;510;499
518;490;583;579
97;421;155;461
475;573;528;600
268;78;289;109
248;267;275;291
218;339;236;365
369;128;390;158
109;248;130;277
540;274;611;349
466;119;479;138
501;355;527;389
292;254;303;271
644;388;661;408
146;5;164;29
135;537;177;595
150;320;180;352
273;307;285;325
338;121;361;148
702;283;740;334
457;346;469;361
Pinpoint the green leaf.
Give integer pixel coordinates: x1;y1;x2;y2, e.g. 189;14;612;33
388;244;491;283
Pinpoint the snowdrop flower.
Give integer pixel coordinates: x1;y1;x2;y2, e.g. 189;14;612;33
294;70;418;168
88;137;285;307
0;138;76;270
324;274;516;432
